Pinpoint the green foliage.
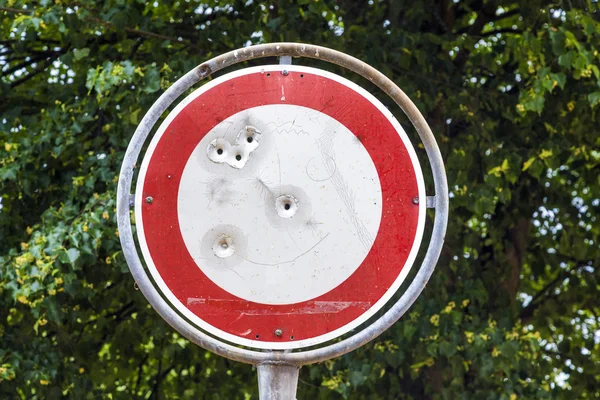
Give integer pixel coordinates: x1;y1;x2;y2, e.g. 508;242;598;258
1;0;599;398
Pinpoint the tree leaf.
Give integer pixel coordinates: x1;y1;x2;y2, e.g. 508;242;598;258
66;248;80;264
588;91;600;107
74;48;90;60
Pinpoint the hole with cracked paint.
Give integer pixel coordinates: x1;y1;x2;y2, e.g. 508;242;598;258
212;234;235;258
275;194;299;218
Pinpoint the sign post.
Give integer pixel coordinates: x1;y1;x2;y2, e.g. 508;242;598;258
117;43;448;399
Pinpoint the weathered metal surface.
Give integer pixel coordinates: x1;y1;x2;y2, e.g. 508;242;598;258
257;363;299;400
279;55;292;65
117;42;448;366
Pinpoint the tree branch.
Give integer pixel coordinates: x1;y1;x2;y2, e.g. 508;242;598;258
2;54;47;76
492;8;521;22
86;16;183;43
519;262;593;322
0;7;31;14
134;354;149;394
479;28;523;38
8;52;62;88
455;8;521;35
503;217;531;308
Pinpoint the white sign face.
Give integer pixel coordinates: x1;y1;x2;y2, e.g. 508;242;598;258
135;65;425;349
178;104;382;305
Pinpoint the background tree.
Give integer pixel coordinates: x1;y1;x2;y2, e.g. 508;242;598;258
1;0;599;398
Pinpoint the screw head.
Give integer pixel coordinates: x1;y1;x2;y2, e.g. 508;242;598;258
282;69;289;76
412;197;419;204
274;329;283;337
145;196;154;204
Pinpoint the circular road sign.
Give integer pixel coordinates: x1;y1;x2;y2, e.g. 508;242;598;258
135;64;426;350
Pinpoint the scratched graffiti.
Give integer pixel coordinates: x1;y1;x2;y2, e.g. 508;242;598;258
315;120;376;250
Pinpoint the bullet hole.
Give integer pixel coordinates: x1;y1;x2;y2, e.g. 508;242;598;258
300;74;304;78
266;73;271;77
207;126;260;169
275;194;299;218
255;334;260;339
290;336;294;340
213;234;235;258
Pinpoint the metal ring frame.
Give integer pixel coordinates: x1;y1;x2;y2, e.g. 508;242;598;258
116;43;448;367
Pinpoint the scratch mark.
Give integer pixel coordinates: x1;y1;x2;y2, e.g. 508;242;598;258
250;171;276;200
316;123;375;250
277;151;282;196
204;176;233;209
265;121;309;136
303;214;323;234
239;233;330;267
186;298;371;315
191;254;245;279
217;120;235;138
286;227;300;250
305;155;337;182
226;313;244;328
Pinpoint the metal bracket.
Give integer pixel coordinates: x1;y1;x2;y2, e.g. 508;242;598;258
279;55;292;65
426;196;436;208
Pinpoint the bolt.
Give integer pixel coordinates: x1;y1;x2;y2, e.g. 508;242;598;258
274;329;283;337
282;69;289;76
145;196;154;204
198;64;211;77
221;243;228;249
412;197;419;204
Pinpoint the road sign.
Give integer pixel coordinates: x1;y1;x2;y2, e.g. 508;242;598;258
118;43;448;399
135;65;426;350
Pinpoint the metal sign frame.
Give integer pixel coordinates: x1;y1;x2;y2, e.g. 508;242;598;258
117;43;448;399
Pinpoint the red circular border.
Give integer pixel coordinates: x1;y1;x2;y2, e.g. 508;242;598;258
139;69;420;344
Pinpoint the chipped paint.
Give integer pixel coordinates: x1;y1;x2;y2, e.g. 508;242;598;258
186;298;372;315
206;125;261;168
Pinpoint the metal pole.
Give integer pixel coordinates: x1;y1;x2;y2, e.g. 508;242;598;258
257;363;299;400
